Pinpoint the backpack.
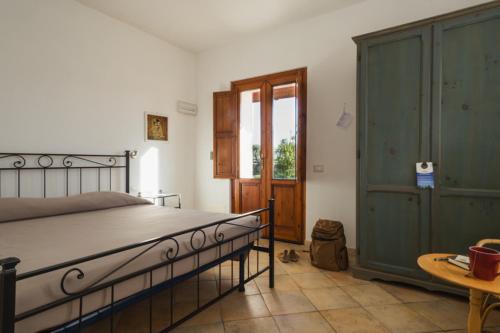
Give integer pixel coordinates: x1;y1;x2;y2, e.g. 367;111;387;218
310;219;349;271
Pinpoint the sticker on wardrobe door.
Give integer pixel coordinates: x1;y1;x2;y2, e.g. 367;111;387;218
416;162;434;189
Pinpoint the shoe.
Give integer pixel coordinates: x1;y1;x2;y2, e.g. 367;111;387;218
289;249;299;262
279;250;290;263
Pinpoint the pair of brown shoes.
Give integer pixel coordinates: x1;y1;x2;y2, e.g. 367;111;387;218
279;249;299;263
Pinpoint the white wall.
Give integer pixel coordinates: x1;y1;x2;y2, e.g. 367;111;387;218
194;0;490;247
1;0;491;245
0;0;197;206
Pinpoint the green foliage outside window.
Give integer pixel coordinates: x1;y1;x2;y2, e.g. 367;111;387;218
274;138;296;179
252;144;261;178
251;139;296;179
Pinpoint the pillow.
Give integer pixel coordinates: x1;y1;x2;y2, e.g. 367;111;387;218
0;192;152;223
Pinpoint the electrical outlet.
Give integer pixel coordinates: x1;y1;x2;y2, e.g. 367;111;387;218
313;165;325;173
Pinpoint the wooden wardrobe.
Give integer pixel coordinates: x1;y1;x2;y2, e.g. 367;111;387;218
353;3;500;292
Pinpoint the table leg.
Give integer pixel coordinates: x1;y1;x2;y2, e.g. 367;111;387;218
468;289;483;333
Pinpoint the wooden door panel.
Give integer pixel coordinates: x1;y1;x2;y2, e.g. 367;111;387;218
366;36;423;186
432;9;500;253
214;137;236;178
434;196;500;253
272;184;300;242
213;91;237;179
361;192;425;278
214;92;237;134
359;27;431;278
239;182;262;213
439;16;500;190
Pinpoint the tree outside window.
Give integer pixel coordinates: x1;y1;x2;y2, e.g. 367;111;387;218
273;137;296;179
252;144;261;178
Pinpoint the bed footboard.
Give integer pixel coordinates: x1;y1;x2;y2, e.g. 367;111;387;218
0;257;20;333
269;198;275;289
0;199;275;332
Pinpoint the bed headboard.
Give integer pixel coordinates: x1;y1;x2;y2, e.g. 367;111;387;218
0;151;131;198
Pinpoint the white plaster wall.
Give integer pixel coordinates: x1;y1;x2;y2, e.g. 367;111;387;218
0;0;197;206
193;0;490;247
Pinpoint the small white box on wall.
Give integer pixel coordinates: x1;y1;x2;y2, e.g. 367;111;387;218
177;100;197;116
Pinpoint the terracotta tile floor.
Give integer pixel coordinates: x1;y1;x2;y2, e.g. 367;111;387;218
85;241;500;333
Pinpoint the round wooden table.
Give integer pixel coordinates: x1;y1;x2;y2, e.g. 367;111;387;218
418;253;500;333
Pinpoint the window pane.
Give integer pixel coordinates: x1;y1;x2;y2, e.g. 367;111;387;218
239;89;261;179
272;83;297;180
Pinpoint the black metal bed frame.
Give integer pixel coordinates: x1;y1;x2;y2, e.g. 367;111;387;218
0;152;275;333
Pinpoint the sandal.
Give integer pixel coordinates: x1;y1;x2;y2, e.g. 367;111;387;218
279;250;290;263
289;249;299;262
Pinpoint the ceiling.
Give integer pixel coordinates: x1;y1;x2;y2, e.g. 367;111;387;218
77;0;362;52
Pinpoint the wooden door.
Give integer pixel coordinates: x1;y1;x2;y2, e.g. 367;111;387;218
232;81;267;217
213;91;237;178
231;68;307;243
358;27;432;278
431;8;500;253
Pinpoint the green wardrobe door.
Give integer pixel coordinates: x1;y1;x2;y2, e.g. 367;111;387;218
359;27;431;278
432;9;500;254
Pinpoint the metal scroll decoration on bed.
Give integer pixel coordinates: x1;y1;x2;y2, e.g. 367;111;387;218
0;151;275;333
0;151;132;198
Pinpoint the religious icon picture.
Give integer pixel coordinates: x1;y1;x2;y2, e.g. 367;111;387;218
145;113;168;142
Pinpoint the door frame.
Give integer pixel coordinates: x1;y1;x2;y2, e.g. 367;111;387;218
230;68;307;244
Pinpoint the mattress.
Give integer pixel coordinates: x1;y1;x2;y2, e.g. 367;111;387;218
0;205;260;332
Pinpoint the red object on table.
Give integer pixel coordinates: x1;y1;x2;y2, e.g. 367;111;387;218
468;246;500;281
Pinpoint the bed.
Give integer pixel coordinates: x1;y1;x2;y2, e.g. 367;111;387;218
0;152;275;333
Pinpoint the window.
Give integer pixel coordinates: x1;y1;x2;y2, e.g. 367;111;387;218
239;89;261;179
272;83;297;180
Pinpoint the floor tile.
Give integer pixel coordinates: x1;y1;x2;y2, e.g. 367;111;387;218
172;323;224;333
261;290;316;315
281;258;323;274
303;287;359;310
484;307;500;327
274;312;334;332
255;274;300;293
291;272;337;289
488;328;500;333
376;281;443;303
364;303;440;333
324;270;372;286
321;307;390;333
341;284;401;306
198;269;217;281
220;293;270;321
174;280;218;303
149;296;222;330
113;299;150;333
178;303;222;327
86;241;500;333
216;264;240;280
409;297;500;329
217;279;260;296
406;299;468;330
224;317;279;333
258;262;288;276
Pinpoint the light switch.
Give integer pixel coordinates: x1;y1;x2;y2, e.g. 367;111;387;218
210;151;213;160
313;165;325;173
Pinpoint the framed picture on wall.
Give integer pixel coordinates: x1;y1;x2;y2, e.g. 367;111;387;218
145;113;168;142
